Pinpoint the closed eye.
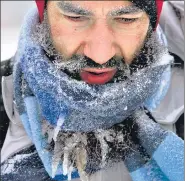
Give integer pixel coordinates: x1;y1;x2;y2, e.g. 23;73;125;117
63;15;89;22
115;18;138;24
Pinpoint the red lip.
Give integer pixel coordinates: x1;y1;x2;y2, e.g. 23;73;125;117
80;68;117;85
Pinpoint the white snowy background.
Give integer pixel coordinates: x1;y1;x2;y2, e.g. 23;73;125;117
1;1;36;61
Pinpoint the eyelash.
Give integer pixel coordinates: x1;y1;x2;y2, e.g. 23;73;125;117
64;15;139;24
115;18;138;24
64;15;88;22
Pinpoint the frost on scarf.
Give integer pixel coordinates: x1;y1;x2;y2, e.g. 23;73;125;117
41;115;148;181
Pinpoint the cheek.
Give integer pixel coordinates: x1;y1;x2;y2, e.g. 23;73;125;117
117;30;148;63
120;32;145;51
50;24;62;37
50;22;75;40
50;25;66;53
50;23;86;57
122;17;149;50
123;33;142;44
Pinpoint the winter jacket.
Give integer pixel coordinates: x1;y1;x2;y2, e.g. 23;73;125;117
159;1;184;62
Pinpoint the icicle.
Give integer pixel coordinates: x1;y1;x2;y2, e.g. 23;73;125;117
53;116;65;142
47;128;54;143
67;165;74;180
95;130;109;168
76;147;89;181
52;134;64;178
51;158;60;178
52;146;62;178
63;149;69;176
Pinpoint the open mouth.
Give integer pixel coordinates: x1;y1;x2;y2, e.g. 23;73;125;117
80;68;117;85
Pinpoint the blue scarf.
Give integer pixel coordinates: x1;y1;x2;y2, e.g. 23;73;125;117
13;8;184;181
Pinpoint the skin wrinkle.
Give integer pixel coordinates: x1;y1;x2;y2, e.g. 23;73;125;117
47;1;150;65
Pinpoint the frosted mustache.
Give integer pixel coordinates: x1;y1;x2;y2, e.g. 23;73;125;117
53;55;128;72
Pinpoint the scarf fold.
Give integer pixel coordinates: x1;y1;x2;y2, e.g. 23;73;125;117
13;8;184;181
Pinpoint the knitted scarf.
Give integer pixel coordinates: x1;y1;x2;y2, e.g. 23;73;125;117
13;8;184;181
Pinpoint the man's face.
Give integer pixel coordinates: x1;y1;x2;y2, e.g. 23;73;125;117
46;1;150;84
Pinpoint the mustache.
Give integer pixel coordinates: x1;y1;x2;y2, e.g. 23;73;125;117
53;54;129;72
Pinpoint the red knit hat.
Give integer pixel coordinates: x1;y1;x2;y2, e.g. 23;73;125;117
35;0;45;21
35;0;163;29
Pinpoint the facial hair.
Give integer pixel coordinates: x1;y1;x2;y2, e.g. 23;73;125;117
33;10;166;84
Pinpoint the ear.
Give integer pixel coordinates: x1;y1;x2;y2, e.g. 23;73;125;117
35;0;45;22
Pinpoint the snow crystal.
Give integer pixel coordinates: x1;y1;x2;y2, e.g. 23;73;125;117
1;152;36;175
124;106;128;111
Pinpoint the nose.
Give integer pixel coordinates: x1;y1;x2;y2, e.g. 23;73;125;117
83;21;116;65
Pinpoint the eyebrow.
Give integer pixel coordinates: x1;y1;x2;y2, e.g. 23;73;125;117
57;2;142;17
109;5;143;16
57;1;93;16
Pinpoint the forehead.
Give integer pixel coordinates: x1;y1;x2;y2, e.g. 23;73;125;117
60;1;133;7
54;1;137;15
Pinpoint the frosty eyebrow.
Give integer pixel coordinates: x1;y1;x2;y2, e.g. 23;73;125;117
109;6;143;16
57;1;93;16
57;2;142;17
